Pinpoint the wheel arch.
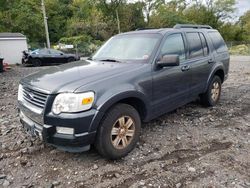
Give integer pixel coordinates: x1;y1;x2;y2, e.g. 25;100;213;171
32;57;42;61
214;69;225;83
89;91;150;132
206;66;225;91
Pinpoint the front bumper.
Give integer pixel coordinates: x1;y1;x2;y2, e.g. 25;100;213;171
22;58;30;64
18;102;99;151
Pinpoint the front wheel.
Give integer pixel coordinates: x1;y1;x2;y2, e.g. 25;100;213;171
200;75;222;107
32;59;42;67
95;103;141;159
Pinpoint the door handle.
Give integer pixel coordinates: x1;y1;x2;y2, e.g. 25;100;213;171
208;59;214;64
181;65;190;72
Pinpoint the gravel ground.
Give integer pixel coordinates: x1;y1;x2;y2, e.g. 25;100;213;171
0;56;250;188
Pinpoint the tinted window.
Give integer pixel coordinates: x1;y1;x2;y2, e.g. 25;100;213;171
50;49;63;55
208;31;228;53
186;32;203;59
161;33;185;62
31;49;39;55
38;49;49;55
199;33;209;56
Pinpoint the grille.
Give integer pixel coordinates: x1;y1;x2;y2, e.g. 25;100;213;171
22;87;48;109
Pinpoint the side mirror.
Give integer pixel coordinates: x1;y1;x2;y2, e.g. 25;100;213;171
60;53;64;55
157;54;180;68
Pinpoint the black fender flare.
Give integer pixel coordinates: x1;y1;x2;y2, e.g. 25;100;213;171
205;64;225;91
89;90;150;132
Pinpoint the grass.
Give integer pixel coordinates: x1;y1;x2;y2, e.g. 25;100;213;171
229;44;250;55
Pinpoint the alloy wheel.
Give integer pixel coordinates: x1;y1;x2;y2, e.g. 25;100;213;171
110;116;135;149
211;81;220;101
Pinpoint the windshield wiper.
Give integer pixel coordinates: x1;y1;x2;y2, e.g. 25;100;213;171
98;58;123;63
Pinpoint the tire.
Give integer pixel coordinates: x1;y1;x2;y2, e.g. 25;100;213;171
200;75;222;107
67;57;75;62
32;59;42;67
95;103;141;159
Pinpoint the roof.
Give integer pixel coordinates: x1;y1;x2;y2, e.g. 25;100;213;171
119;28;173;36
0;33;26;38
119;24;215;36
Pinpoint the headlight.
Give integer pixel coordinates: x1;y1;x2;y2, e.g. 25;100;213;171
52;92;95;114
18;84;23;101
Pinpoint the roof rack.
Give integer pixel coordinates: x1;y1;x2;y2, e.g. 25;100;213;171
174;24;212;29
135;28;155;31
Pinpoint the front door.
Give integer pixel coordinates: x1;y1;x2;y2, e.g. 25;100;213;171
152;33;191;116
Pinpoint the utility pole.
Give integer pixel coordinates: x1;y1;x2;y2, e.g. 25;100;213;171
41;0;50;48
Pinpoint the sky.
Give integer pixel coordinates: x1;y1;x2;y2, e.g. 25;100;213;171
236;0;250;17
128;0;250;18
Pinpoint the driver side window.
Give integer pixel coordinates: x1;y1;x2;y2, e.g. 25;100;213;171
161;33;186;63
50;49;63;55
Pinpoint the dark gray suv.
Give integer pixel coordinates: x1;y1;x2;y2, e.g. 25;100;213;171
18;24;229;159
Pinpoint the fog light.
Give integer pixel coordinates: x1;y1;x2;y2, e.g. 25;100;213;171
56;127;74;135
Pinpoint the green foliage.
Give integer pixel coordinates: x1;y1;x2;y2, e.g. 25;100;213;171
119;2;146;31
213;0;236;20
0;0;44;43
96;0;125;20
183;5;219;28
45;0;71;42
149;3;188;28
67;3;113;40
229;45;250;55
239;10;250;41
0;0;247;50
59;35;103;56
219;23;242;41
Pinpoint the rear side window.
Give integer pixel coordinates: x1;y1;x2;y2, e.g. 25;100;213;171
186;32;203;59
50;49;63;55
208;31;228;53
161;33;186;62
38;49;49;55
199;33;209;56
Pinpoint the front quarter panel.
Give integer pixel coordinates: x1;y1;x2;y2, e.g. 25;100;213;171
74;63;153;131
96;86;150;112
91;88;150;132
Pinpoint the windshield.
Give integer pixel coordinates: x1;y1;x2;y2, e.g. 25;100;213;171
31;49;39;54
92;34;161;62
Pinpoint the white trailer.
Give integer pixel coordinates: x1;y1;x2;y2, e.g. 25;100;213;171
0;33;28;65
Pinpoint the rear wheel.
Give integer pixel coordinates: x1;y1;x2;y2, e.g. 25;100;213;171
95;103;141;159
32;59;42;67
67;57;75;62
200;75;222;107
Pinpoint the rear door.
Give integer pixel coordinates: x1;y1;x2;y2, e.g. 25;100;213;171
184;32;213;97
208;31;230;76
152;32;192;116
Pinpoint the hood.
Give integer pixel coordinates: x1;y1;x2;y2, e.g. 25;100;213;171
21;60;144;94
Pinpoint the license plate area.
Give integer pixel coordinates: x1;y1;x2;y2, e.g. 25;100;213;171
23;122;38;137
20;111;43;140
